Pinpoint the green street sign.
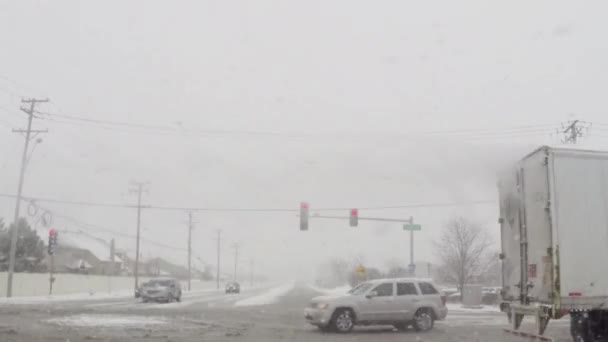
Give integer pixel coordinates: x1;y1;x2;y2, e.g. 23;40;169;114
403;224;422;231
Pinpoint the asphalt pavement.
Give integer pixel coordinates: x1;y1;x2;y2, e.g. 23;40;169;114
0;283;573;342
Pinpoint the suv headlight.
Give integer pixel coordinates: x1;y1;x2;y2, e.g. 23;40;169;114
317;303;329;310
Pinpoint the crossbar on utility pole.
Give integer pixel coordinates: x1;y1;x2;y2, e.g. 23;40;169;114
6;97;48;297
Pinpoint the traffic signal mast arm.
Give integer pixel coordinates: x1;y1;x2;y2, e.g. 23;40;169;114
309;214;414;224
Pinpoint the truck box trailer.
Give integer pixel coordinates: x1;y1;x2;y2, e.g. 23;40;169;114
499;146;608;341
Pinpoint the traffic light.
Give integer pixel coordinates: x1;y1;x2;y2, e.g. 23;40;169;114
48;229;58;255
300;202;309;231
349;208;358;227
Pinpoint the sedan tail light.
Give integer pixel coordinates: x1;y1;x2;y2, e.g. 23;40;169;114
440;295;447;306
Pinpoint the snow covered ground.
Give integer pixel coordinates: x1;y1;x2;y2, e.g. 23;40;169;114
447;303;501;313
0;290;135;305
234;282;295;306
46;314;167;327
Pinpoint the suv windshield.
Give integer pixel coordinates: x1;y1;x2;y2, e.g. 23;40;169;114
348;283;374;295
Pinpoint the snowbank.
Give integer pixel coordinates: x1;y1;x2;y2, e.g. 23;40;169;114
447;303;501;313
308;284;351;295
47;314;167;327
234;282;295;306
0;290;134;305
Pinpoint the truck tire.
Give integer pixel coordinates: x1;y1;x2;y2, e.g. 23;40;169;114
331;309;354;333
413;309;434;332
571;313;594;342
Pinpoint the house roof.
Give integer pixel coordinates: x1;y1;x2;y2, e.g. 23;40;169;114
41;228;122;263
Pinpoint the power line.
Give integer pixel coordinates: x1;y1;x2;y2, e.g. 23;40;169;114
420;124;561;136
26;200;188;252
35;107;564;141
0;192;496;212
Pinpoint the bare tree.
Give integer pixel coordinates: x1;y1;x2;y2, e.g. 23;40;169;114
434;217;494;296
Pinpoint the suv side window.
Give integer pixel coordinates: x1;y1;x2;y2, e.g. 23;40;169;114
373;283;394;297
397;282;418;295
418;282;439;295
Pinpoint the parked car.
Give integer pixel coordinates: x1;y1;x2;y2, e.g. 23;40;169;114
304;278;447;333
140;278;182;303
225;282;240;294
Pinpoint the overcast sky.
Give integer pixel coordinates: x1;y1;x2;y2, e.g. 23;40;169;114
1;1;608;282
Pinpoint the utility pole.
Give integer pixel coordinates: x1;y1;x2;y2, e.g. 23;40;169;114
6;98;48;297
216;230;221;290
129;181;149;291
186;211;196;291
250;258;254;287
232;243;239;282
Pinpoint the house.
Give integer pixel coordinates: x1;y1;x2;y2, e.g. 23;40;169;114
44;229;122;275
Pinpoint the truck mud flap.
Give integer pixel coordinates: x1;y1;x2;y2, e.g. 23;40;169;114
503;328;554;341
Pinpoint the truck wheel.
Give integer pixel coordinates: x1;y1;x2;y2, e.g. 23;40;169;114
571;313;594;342
332;309;354;333
413;309;434;332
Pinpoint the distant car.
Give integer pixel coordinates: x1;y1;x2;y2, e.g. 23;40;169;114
140;278;182;303
304;278;447;333
225;282;240;294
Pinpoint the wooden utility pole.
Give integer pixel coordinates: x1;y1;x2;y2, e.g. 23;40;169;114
232;243;239;282
6;98;48;297
187;211;195;291
216;230;222;290
129;181;149;291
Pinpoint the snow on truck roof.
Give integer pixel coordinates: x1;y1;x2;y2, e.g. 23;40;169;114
521;145;608;161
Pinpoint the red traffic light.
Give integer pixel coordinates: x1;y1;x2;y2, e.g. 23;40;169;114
349;208;358;227
49;229;56;236
301;202;309;209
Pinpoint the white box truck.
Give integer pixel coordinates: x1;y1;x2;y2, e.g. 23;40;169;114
499;146;608;341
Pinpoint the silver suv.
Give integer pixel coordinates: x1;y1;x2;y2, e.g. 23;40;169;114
304;278;447;333
140;278;182;303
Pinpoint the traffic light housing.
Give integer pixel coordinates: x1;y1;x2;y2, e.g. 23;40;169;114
349;209;358;227
300;202;309;231
48;229;58;255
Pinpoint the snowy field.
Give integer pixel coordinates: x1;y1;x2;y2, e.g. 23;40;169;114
234;282;295;306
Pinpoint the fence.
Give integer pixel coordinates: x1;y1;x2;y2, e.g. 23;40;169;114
0;272;217;297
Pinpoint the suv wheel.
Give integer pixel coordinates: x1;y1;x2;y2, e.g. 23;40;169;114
413;309;434;332
332;309;354;333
